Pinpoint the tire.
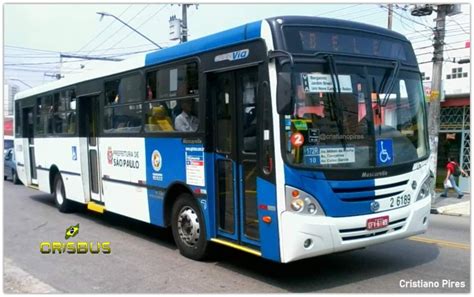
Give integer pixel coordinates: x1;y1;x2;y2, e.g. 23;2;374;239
4;175;7;181
53;174;75;213
12;169;20;185
171;193;209;260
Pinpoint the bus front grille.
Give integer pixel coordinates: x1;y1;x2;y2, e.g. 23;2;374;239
330;180;409;202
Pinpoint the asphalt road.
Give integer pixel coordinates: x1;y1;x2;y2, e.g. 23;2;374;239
3;181;470;293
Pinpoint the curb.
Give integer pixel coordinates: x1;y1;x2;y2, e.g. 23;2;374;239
431;201;470;216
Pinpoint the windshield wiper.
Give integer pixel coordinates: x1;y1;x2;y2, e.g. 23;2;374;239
325;54;347;149
379;60;401;107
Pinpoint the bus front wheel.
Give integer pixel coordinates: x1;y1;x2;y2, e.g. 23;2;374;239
53;174;75;213
171;193;209;260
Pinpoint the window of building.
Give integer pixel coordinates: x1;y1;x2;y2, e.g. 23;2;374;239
449;67;468;80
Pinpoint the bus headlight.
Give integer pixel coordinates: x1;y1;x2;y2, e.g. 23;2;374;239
416;176;432;201
285;186;325;216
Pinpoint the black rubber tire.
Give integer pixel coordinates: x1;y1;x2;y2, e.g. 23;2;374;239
4;175;7;181
53;174;75;213
12;169;20;185
171;193;209;260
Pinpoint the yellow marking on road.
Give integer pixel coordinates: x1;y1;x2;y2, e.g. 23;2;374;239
409;236;470;250
210;238;261;256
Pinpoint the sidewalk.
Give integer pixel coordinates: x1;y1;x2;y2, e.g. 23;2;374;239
431;189;470;216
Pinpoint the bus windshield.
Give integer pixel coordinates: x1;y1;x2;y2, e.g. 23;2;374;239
283;63;429;169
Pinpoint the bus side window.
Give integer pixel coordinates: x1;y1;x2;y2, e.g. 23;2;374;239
105;79;121;105
144;101;175;132
104;73;144;134
146;71;158;100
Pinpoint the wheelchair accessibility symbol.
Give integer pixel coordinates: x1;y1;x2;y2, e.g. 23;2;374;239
376;139;393;166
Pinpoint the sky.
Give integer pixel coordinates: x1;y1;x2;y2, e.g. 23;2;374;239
2;2;471;90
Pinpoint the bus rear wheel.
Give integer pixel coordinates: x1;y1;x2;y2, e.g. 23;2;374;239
171;193;209;260
53;174;75;213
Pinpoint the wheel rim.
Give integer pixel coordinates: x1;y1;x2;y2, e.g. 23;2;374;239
177;206;200;247
55;179;64;205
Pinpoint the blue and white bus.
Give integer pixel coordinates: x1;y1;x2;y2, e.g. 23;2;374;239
14;16;432;263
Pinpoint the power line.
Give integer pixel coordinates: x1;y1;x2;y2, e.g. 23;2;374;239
99;4;168;56
347;8;386;22
446;18;470;35
75;4;133;54
414;40;468;51
333;5;380;20
4;46;160;67
4;45;60;53
76;4;152;71
381;4;433;30
315;4;362;17
85;4;151;55
405;22;470;36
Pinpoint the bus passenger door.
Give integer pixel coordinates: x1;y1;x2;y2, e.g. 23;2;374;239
22;107;37;185
210;67;260;247
78;96;103;203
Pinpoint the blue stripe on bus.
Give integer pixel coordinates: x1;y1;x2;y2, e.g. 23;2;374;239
257;177;280;262
145;21;262;67
284;165;377;217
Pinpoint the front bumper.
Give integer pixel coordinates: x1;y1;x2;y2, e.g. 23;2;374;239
279;196;431;263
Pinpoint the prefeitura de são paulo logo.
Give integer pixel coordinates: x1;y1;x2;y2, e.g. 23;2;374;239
151;150;162;172
107;147;113;165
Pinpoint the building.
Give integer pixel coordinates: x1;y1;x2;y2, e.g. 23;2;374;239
4;83;19;117
418;42;470;192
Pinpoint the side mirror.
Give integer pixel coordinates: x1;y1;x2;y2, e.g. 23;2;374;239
277;72;294;114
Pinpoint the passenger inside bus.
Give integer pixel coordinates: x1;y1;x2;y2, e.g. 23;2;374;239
174;99;199;132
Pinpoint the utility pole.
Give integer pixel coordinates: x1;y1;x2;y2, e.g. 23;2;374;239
427;4;448;187
181;4;189;43
387;4;393;30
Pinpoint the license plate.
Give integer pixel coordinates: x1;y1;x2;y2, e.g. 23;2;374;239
366;216;389;231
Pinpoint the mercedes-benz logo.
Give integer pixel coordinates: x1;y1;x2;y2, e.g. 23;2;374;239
370;201;380;212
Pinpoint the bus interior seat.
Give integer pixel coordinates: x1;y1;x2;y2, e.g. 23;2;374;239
148;105;174;131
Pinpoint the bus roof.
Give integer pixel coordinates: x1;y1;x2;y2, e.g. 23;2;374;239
267;15;409;42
